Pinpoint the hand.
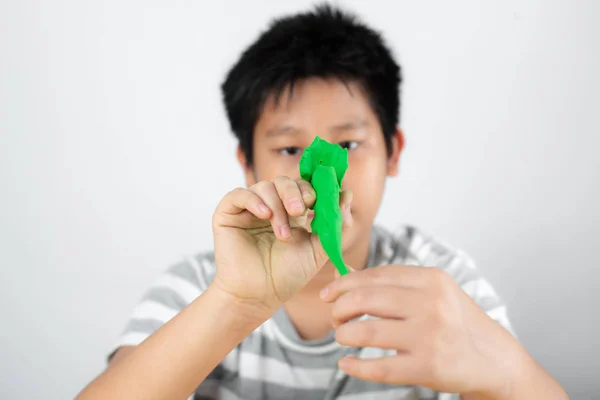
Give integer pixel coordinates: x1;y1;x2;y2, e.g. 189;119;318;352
212;176;353;313
320;265;524;398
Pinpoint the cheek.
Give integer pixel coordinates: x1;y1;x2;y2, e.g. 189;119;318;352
253;153;302;181
344;156;387;219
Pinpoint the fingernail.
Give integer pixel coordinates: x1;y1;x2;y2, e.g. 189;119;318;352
280;224;291;238
320;287;329;299
289;199;303;213
338;357;349;369
302;191;314;201
258;204;270;215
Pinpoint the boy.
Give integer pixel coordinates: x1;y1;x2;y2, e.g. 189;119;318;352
79;5;567;400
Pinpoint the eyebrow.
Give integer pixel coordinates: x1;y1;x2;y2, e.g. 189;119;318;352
330;120;369;132
265;125;299;137
265;119;369;137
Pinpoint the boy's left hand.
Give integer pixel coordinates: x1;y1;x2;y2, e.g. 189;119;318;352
320;265;525;399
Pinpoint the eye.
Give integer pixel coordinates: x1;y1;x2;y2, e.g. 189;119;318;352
278;146;303;156
338;141;359;150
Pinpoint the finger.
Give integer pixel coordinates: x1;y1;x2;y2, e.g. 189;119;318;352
339;189;353;230
331;286;422;328
214;187;272;228
250;181;291;241
338;355;426;386
271;176;306;217
335;319;410;350
321;265;431;302
296;179;316;209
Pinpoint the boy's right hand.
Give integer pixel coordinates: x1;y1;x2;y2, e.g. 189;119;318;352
212;176;352;314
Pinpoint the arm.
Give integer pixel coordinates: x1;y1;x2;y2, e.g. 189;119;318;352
461;347;568;400
77;284;270;400
80;175;327;399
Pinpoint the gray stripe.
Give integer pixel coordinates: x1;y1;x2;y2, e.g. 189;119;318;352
215;375;329;400
194;378;221;399
195;375;422;400
337;376;413;397
239;331;348;368
168;260;202;290
124;318;163;335
271;308;336;348
142;287;188;311
389;234;410;265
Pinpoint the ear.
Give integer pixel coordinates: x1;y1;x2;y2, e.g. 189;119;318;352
386;127;405;177
236;145;257;187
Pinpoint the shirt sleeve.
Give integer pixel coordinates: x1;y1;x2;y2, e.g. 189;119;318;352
108;253;216;359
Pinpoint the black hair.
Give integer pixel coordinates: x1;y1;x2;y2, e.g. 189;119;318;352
221;3;402;165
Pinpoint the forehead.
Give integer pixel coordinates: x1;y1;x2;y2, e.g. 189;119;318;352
254;78;378;136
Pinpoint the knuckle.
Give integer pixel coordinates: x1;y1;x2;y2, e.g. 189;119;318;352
297;179;314;194
369;362;391;382
284;192;302;206
252;180;274;193
351;288;370;306
354;322;376;346
228;187;246;197
271;175;290;186
367;268;385;284
427;301;450;329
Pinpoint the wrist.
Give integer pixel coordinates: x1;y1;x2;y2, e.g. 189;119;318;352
205;282;275;327
466;339;566;400
463;326;529;400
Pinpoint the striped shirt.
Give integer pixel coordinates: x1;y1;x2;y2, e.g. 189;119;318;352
112;225;513;400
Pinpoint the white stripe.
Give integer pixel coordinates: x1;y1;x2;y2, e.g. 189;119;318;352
358;346;396;359
413;241;432;262
337;387;415;399
437;393;458;400
221;351;335;389
152;272;201;304
486;305;508;322
130;300;179;323
220;347;239;371
253;320;276;340
460;278;498;299
444;251;476;275
486;305;517;337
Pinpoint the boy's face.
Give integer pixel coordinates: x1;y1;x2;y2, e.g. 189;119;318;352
238;78;403;253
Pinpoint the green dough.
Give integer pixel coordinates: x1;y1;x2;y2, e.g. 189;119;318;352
299;136;350;276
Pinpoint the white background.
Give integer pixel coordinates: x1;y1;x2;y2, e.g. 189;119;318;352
1;1;598;398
